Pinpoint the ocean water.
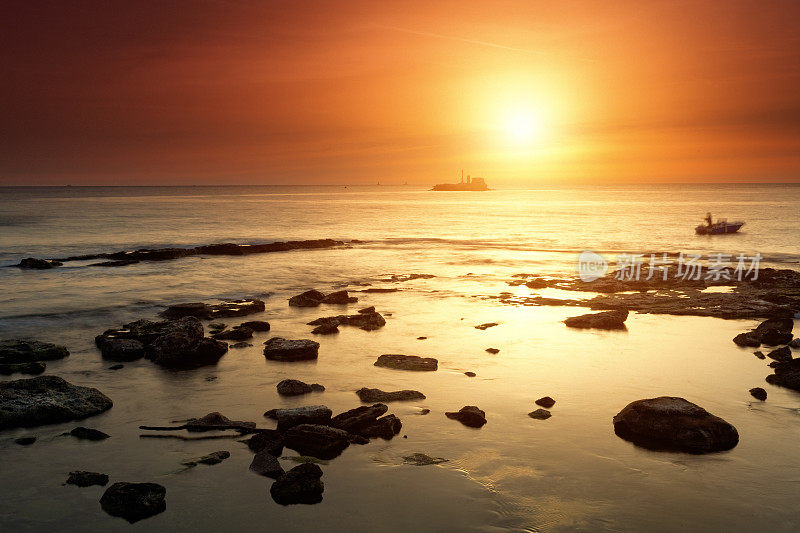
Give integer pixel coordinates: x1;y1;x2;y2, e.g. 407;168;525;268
1;184;799;532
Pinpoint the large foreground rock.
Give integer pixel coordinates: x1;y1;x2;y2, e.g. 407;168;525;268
355;388;425;402
270;463;324;505
0;339;69;364
565;310;628;329
100;482;166;523
374;354;438;371
263;338;319;361
612;397;739;453
0;376;113;430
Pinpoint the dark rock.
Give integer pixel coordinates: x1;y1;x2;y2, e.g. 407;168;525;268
359;414;402;440
790;338;800;348
230;342;252;349
733;332;762;347
374;354;438;371
184;412;255;432
528;408;552;420
99;338;145;362
277;379;324;396
18;257;61;269
766;346;792;362
419;408;431;415
464;371;476;377
283;424;351;460
417;336;427;340
753;351;766;359
612;397;739;453
97;316;203;346
270;463;324;505
243;430;284;456
403;453;448;466
109;364;124;370
70;427;110;441
271;406;332;431
0;376;112;430
263;337;319;361
321;290;357;304
67;471;109;487
485;348;500;354
14;436;36;445
311;322;339;335
331;403;388;433
208;299;266;318
250;450;285;478
182;450;230;466
100;482;166;523
766;359;800;391
89;259;139;267
355;388;425;402
160;302;213;319
760;329;794;346
0;339;70;364
308;311;386;331
749;387;767;401
445;406;487;428
535;396;556;408
212;326;253;341
240;320;270;332
755;317;793;335
148;335;228;368
474;323;499;330
0;362;46;375
565;309;628;329
289;290;326;307
358;306;375;314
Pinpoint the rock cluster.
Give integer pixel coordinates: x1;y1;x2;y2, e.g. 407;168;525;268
289;289;358;307
307;309;386;332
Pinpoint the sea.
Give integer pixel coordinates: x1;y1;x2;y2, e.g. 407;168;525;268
1;184;799;532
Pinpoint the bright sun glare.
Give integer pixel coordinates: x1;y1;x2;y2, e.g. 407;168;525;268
504;110;544;144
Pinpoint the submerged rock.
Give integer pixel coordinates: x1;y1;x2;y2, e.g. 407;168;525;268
528;409;552;420
0;339;69;364
612;397;739;453
270;463;324;505
535;396;556;408
0;362;46;376
67;471;109;487
0;376;112;430
277;379;325;396
307;311;386;332
374;354;438;371
99;339;145;362
263;338;319;362
230;342;252;349
402;453;448;466
565;310;628;329
15;436;36;445
445;406;487;428
283;424;352;460
100;482;166;523
70;427;110;441
182;450;230;466
749;387;767;401
355;388;425;402
185;412;256;432
17;257;61;269
269;406;332;431
160;302;213;319
249;450;285;479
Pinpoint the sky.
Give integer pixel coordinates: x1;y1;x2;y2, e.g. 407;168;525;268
1;0;799;186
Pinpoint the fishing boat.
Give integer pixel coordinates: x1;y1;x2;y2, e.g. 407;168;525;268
431;170;490;191
695;212;745;234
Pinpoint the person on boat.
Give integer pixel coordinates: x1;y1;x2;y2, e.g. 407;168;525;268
705;212;713;227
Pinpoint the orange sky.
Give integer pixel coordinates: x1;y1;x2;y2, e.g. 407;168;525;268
1;0;799;185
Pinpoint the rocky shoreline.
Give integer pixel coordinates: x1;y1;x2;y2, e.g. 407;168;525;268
1;269;799;523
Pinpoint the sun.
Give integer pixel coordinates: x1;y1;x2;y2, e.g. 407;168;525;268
504;110;544;144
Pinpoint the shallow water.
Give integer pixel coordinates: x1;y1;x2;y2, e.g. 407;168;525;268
1;185;799;532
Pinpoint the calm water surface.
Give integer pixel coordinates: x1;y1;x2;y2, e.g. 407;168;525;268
1;185;799;532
